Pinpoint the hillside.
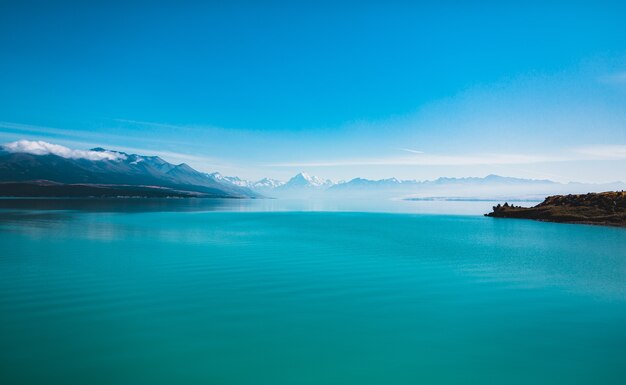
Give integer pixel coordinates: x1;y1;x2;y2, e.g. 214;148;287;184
0;141;259;198
485;191;626;227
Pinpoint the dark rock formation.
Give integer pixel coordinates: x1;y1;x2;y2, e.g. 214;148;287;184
485;191;626;227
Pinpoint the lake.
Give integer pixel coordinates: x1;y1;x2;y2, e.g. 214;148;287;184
1;199;625;385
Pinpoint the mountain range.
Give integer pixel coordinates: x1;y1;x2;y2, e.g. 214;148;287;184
0;142;259;198
206;172;625;200
1;140;624;199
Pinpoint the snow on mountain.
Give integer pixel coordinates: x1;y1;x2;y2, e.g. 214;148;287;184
281;172;333;189
331;177;403;190
324;175;626;200
0;141;260;198
204;172;330;196
205;173;286;190
428;174;556;185
204;171;600;200
206;172;251;187
6;140;622;200
252;178;284;189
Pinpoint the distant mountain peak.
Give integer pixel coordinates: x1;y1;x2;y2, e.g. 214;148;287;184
251;178;284;190
287;172;332;187
205;172;254;187
7;139;621;200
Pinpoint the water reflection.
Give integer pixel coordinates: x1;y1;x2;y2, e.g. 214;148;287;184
0;211;71;228
0;197;533;215
0;198;251;213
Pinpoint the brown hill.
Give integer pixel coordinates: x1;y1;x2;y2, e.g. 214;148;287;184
485;191;626;227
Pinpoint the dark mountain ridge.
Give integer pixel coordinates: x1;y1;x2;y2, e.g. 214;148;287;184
0;148;260;198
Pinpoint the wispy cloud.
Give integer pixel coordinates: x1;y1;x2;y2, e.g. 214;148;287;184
574;145;626;159
268;145;626;168
112;119;206;131
0;121;194;147
0;121;225;162
2;140;126;161
0;135;242;175
399;148;424;154
0;121;95;139
111;119;235;138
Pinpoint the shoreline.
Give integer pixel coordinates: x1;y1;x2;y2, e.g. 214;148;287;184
485;191;626;228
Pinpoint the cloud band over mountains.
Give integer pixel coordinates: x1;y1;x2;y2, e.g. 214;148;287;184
2;140;126;161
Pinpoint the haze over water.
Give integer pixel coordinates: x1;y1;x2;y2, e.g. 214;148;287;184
1;199;625;385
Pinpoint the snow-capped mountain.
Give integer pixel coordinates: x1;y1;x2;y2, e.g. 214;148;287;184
427;174;556;185
0;140;260;198
251;178;284;190
280;172;333;189
199;171;624;201
331;177;403;190
204;172;331;197
206;172;251;187
256;172;333;198
326;175;626;200
3;140;625;200
205;173;285;191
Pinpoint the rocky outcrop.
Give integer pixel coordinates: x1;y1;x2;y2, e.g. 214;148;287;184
485;191;626;227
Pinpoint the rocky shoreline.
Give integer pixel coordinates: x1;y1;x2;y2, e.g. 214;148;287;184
485;191;626;227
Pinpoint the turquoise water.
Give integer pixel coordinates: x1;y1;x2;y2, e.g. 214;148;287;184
1;199;625;385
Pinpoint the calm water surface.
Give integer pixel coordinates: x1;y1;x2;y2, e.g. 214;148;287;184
1;199;625;385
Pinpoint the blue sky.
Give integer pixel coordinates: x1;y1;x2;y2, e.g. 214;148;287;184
1;1;625;182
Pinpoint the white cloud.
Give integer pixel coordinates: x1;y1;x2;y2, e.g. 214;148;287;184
269;144;626;168
2;140;126;161
575;145;626;159
400;148;424;154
